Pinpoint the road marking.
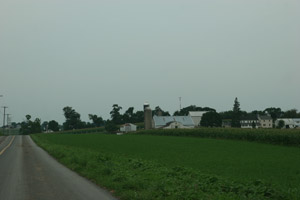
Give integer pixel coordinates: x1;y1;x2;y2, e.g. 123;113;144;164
0;136;15;155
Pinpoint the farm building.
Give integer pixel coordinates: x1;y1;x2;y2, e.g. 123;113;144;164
188;111;207;127
258;115;273;128
153;115;195;129
120;123;137;133
240;114;273;129
222;119;232;128
275;118;300;129
240;115;260;129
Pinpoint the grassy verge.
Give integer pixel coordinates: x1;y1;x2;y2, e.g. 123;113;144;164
136;128;300;146
31;134;299;200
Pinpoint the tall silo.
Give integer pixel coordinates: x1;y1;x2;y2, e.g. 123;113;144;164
143;102;150;110
144;103;152;130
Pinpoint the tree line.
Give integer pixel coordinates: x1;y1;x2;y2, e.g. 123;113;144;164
17;98;300;134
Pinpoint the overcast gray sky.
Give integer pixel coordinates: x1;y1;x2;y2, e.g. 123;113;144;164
0;0;299;124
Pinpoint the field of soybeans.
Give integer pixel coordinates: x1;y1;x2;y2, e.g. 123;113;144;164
31;128;300;200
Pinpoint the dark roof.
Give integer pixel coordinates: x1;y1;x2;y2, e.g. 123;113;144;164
259;115;272;120
240;115;258;121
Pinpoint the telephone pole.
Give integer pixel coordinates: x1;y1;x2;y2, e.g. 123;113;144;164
179;97;182;111
2;106;8;128
6;114;11;127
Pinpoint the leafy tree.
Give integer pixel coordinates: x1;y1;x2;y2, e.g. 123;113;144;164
31;118;42;133
48;120;59;132
110;104;123;124
153;106;170;116
264;107;283;121
219;111;233;120
231;97;241;128
133;110;144;123
42;121;49;132
63;106;83;130
20;115;42;134
200;112;222;127
251;110;264;116
105;120;118;133
277;120;285;129
26;115;31;121
88;114;104;127
11;122;17;128
173;105;215;116
122;107;134;123
252;121;256;129
282;109;300;118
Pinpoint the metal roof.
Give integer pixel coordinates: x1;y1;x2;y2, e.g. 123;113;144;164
188;111;207;117
153;115;195;127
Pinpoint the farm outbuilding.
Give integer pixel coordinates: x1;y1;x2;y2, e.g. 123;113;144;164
275;119;300;129
120;123;137;133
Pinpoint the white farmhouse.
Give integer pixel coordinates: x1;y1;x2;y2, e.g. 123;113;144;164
120;123;137;133
240;116;260;129
188;111;207;127
258;115;273;128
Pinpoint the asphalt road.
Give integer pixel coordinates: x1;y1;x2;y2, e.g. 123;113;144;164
0;135;118;200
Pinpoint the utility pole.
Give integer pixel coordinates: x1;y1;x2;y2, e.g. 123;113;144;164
6;114;11;127
179;97;182;111
2;106;8;128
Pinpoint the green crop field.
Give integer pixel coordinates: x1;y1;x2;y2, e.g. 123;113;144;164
32;133;300;200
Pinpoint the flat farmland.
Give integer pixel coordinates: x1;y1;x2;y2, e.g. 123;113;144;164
32;133;300;199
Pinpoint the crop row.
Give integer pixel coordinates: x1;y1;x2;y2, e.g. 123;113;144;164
136;128;300;146
56;127;106;134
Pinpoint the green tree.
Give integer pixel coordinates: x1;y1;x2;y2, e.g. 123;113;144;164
133;110;144;123
200;112;222;127
219;111;233;120
20;115;42;134
110;104;123;124
48;120;59;132
264;107;283;121
173;105;215;116
63;106;83;130
277;120;285;129
122;107;134;123
252;121;256;129
88;114;104;127
105;120;118;133
231;97;241;128
153;106;170;116
282;109;299;118
42;121;49;132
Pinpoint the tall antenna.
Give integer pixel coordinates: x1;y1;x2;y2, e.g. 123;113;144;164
179;97;182;111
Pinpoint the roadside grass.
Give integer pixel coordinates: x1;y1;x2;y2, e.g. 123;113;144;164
31;133;300;199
